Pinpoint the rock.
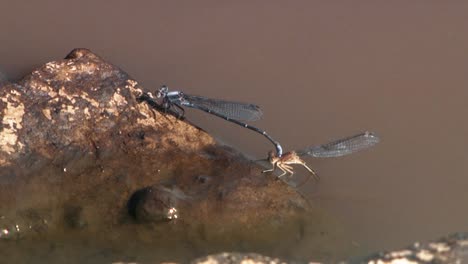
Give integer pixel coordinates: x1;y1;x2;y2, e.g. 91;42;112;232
189;232;468;264
128;185;188;222
0;49;310;238
360;232;468;264
191;252;291;264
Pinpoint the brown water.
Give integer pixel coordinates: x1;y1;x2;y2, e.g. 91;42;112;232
2;1;468;262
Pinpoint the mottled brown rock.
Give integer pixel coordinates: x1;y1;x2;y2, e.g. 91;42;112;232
0;49;310;238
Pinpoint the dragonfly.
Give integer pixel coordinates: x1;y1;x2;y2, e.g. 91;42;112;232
261;131;380;186
142;85;284;156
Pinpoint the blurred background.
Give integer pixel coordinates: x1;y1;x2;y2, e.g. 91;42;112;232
1;0;468;259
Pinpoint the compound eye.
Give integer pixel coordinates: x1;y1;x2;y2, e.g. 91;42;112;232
157;85;168;98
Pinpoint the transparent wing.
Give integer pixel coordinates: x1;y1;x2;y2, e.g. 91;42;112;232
181;94;263;121
297;131;380;158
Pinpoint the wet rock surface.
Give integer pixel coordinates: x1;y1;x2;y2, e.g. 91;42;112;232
0;49;313;243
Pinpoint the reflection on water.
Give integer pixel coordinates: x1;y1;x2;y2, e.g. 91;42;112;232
0;211;51;241
0;210;352;263
0;147;354;263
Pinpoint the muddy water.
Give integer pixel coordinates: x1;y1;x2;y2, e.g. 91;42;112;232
2;1;468;262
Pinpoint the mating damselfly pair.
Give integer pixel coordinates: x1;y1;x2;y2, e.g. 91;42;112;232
141;85;379;185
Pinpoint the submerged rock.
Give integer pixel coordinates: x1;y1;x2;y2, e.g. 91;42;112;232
0;49;310;237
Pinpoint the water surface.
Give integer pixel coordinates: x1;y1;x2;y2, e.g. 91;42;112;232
1;1;468;262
